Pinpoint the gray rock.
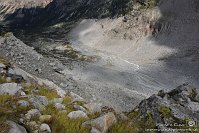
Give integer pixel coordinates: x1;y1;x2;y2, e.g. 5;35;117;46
84;103;102;114
67;110;88;119
0;83;22;95
20;91;26;96
54;103;65;110
83;112;116;133
17;100;30;107
7;120;27;133
8;68;16;75
0;63;6;68
74;105;88;113
90;127;102;133
40;123;51;133
25;109;41;121
29;96;48;111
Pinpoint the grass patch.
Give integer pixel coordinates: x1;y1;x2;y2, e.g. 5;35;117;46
22;83;36;95
42;104;58;115
23;82;60;100
88;112;101;119
126;110;139;119
0;76;7;84
50;112;89;133
37;86;60;100
109;121;139;133
159;106;171;118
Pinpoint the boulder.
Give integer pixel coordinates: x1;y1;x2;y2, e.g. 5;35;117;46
25;109;41;121
84;103;102;114
0;83;22;95
74;105;87;113
67;110;88;119
40;123;51;133
0;63;6;68
7;120;27;133
83;112;116;133
39;115;52;123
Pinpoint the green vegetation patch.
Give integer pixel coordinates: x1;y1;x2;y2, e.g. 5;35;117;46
0;76;7;84
109;121;139;133
37;86;60;100
49;112;89;133
159;106;171;118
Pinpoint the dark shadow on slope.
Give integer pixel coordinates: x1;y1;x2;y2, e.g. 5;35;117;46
148;0;199;87
0;0;136;47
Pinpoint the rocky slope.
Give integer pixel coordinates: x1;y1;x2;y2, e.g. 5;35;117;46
0;58;198;133
0;0;199;131
0;0;52;28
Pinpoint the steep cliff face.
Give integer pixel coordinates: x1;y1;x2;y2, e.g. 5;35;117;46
0;0;52;27
0;0;135;28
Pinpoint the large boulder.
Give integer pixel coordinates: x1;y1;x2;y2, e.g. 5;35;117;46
40;123;51;133
67;110;88;119
127;84;199;131
83;112;116;133
0;83;22;95
7;121;27;133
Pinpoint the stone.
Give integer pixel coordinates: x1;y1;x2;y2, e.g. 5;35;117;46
54;103;65;110
39;115;52;123
0;63;6;68
25;109;41;121
90;127;102;133
7;120;27;133
29;96;48;111
84;103;102;114
67;110;88;119
19;118;24;124
17;100;30;107
0;83;22;95
20;91;26;96
83;112;116;133
8;68;16;75
74;105;87;113
40;123;51;133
